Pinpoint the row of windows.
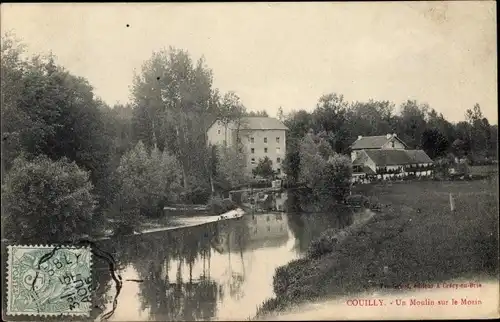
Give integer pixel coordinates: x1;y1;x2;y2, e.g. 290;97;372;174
252;137;280;144
216;129;281;144
251;157;281;164
251;147;281;154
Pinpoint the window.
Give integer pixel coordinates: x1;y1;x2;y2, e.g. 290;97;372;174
251;148;255;153
251;137;255;143
218;129;221;134
264;148;268;153
391;141;395;148
276;147;281;153
277;168;281;174
267;226;271;232
264;137;268;143
251;158;256;164
276;137;280;143
277;157;281;163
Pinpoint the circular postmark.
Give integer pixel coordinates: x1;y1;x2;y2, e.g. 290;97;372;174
9;246;92;315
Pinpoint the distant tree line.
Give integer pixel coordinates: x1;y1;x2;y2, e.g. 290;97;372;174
282;94;498;184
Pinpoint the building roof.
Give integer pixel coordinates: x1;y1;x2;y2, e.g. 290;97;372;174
350;135;408;150
404;150;434;164
361;149;433;166
228;117;288;131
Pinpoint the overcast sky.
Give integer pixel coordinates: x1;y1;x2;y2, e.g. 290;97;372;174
1;2;497;124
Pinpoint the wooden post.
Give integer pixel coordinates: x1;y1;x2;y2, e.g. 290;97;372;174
449;193;456;212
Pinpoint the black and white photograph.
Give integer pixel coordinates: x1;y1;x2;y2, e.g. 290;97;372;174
1;2;498;321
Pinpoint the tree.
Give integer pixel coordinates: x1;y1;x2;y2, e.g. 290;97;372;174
213;145;249;190
245;110;269;117
283;148;300;183
114;141;183;226
323;153;353;202
218;91;247;146
311;93;350;153
395;100;429;148
252;157;275;179
421;128;449;159
346;100;395;137
297;133;352;204
2;155;96;243
1;34;115;210
131;47;219;190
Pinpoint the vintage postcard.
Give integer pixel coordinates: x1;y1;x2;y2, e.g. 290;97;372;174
1;2;498;321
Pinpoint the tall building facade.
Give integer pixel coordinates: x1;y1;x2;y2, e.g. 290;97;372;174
206;117;288;177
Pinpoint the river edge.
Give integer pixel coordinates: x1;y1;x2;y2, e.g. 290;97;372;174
253;180;498;320
91;208;246;241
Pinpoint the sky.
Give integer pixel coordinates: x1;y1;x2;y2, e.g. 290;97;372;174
1;2;497;124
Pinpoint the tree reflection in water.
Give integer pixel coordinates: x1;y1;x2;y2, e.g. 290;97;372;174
94;219;250;321
286;190;354;253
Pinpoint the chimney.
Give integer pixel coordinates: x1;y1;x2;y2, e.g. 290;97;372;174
392;133;397;138
357;135;363;140
386;133;391;139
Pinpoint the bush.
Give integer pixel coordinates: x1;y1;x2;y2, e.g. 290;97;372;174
207;196;237;215
306;228;340;259
2;155;96;243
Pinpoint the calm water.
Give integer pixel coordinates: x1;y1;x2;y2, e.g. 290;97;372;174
92;210;353;321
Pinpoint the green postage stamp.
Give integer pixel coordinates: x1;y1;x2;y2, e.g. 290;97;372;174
6;245;93;316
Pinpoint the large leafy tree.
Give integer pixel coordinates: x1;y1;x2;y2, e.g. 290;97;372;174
114;141;183;224
2;155;96;243
131;47;219;191
395;100;429;148
311;93;350;153
212;145;249;190
1;34;115;209
421;128;449;159
298;133;352;204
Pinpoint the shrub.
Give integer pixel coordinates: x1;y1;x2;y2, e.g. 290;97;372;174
2;155;96;243
306;228;340;259
207;196;237;214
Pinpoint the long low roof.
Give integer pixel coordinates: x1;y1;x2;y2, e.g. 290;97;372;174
350;135;408;149
361;149;433;166
228;117;288;130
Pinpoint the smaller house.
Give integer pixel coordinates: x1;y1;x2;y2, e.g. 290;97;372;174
350;134;434;182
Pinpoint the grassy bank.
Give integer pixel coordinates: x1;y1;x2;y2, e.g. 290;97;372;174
256;177;499;318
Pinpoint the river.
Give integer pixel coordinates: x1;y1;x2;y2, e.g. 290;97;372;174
92;209;354;321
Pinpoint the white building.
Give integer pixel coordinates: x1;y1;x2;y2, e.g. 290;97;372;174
206;117;288;177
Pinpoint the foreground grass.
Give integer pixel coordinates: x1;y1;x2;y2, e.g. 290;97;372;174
255;178;499;318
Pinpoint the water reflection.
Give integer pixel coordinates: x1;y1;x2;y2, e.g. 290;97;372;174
92;205;354;321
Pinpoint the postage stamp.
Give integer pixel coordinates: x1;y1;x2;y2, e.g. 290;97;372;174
6;245;93;316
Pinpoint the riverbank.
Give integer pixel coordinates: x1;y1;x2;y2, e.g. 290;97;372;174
95;208;245;241
255;178;499;318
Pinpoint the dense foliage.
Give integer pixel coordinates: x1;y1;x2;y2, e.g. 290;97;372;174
1;32;497;243
252;156;275;179
2;155;96;243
